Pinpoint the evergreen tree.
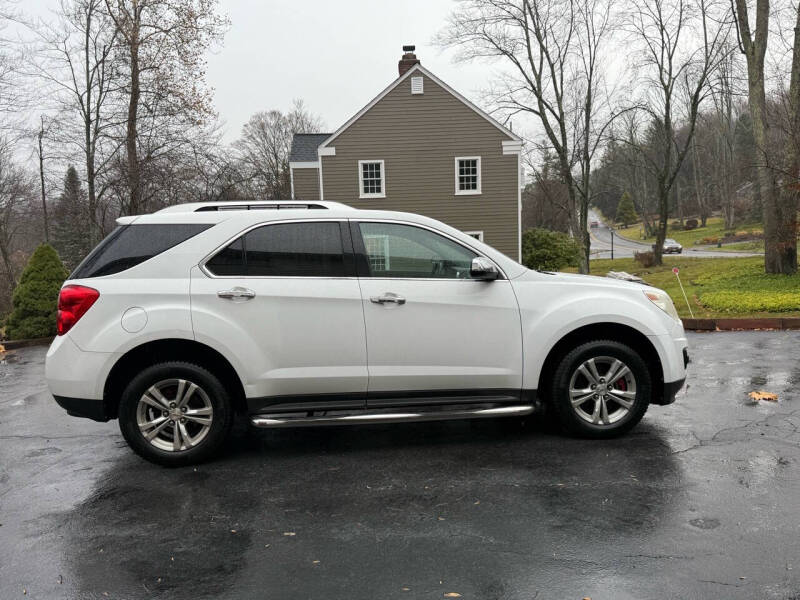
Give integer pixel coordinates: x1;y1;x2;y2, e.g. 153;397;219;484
616;192;638;228
52;166;91;270
5;244;68;340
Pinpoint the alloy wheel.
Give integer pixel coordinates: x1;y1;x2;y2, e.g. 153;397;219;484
568;356;637;426
136;378;214;452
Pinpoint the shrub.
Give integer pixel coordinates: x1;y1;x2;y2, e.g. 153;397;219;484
634;250;655;267
700;290;800;313
5;244;68;340
684;219;699;230
521;228;581;271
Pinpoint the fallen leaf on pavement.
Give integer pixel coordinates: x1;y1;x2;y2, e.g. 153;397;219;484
283;532;296;536
444;593;462;598
749;391;778;402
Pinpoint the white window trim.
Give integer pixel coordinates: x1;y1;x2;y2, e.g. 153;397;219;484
455;156;482;196
464;230;484;242
358;159;386;199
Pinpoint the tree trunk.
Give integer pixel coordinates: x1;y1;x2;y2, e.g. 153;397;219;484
774;4;800;274
84;9;97;246
736;0;796;273
38;120;49;243
125;8;141;216
653;180;669;265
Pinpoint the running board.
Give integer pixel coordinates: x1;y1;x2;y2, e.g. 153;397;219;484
250;404;535;428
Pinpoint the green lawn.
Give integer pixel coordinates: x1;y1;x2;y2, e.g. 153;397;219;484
612;217;763;248
569;256;800;318
710;240;765;253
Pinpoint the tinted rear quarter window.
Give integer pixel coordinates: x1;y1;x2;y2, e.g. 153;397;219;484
71;224;211;279
205;222;349;277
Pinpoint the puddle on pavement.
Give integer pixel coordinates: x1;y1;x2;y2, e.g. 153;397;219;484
0;349;19;364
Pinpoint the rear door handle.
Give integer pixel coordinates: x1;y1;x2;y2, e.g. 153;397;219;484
370;293;406;305
217;287;256;300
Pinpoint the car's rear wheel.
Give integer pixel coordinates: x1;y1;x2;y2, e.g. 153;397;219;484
118;362;233;466
549;340;651;438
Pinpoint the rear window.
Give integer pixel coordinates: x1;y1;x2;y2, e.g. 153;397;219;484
71;224;212;279
205;222;349;277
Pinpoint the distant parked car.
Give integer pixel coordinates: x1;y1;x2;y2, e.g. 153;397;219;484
590;220;599;228
663;238;683;254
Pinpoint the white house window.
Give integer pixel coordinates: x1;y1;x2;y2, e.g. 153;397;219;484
359;160;385;198
363;235;391;272
455;157;481;195
464;231;484;242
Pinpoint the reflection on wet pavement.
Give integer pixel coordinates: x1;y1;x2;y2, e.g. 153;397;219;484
2;332;800;599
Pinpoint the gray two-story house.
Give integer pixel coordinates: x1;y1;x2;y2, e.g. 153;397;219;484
289;47;522;259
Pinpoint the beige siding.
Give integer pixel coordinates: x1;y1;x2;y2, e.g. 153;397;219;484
292;167;320;200
320;72;520;258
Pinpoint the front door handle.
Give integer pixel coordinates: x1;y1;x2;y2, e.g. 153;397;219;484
370;293;406;305
217;287;256;300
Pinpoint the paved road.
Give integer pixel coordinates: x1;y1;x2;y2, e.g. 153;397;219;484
588;209;762;259
2;335;800;599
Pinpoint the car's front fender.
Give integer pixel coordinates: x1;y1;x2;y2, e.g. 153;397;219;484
512;277;674;390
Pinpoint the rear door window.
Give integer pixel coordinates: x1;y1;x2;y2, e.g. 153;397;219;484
204;221;353;277
71;224;212;279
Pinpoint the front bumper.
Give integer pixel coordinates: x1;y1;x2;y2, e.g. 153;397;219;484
657;377;686;406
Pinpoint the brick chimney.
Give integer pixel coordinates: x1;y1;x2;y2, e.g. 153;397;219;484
398;45;420;77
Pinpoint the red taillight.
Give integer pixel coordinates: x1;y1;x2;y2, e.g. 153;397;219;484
57;285;99;336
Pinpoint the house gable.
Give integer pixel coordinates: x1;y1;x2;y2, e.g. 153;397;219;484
318;64;521;154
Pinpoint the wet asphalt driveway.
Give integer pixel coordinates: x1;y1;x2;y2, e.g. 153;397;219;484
2;332;800;599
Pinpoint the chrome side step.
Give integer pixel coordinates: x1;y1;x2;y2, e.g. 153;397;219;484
250;404;535;428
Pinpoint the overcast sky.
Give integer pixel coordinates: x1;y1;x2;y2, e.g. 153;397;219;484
21;0;511;144
207;0;499;142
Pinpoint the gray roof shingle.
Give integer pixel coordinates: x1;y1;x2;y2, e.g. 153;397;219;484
289;133;331;163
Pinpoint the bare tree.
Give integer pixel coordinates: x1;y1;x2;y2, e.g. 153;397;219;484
28;0;122;246
234;100;323;200
708;46;741;228
104;0;229;216
439;0;620;273
626;0;729;265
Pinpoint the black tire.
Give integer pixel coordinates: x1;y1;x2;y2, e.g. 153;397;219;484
549;339;651;438
118;361;233;466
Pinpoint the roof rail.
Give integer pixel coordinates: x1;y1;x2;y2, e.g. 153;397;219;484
156;200;352;214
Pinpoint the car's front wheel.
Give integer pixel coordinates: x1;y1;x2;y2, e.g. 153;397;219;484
118;362;233;466
549;340;651;438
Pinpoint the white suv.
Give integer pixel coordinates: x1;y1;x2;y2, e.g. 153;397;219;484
45;201;688;466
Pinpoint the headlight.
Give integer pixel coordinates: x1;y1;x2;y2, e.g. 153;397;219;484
644;289;680;321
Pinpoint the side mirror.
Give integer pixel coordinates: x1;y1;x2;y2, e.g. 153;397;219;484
470;256;499;281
